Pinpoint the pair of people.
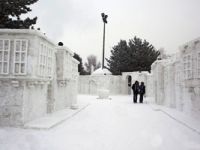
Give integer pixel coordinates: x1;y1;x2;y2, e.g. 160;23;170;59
131;81;145;103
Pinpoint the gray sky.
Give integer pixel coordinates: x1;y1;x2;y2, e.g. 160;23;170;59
29;0;200;63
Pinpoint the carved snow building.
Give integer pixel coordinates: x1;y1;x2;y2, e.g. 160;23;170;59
0;29;79;126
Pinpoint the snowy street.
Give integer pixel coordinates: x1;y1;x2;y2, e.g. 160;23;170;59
0;95;200;150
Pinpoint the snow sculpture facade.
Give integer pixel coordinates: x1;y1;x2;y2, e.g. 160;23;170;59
0;29;79;126
152;37;200;117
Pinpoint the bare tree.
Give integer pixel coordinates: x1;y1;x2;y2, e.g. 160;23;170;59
85;55;101;74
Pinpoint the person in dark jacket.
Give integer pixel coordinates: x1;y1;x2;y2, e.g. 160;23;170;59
132;81;139;103
139;82;145;103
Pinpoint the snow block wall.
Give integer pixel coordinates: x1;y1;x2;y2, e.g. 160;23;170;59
79;71;154;96
0;29;79;126
79;75;122;95
52;46;79;112
152;37;200;118
0;81;24;126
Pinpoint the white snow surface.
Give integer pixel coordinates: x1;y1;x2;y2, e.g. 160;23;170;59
0;95;200;150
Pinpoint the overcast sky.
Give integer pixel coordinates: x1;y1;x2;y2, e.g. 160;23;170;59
28;0;200;63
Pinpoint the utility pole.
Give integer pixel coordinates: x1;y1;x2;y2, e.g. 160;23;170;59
101;13;108;69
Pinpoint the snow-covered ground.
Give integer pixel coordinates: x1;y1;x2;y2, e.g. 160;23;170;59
0;95;200;150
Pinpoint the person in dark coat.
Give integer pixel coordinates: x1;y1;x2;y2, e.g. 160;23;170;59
132;81;139;103
139;82;146;103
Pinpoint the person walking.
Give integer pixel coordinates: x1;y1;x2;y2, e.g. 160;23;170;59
132;81;139;103
139;82;146;103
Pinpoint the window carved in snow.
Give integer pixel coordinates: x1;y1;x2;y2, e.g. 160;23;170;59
38;43;53;77
0;39;10;74
13;40;28;75
183;54;192;79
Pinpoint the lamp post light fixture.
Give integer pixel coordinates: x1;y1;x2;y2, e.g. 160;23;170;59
101;13;108;69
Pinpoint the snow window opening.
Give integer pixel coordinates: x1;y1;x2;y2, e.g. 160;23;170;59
0;39;10;74
13;39;28;75
183;54;192;79
38;43;53;78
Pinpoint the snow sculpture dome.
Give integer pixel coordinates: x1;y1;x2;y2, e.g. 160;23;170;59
92;68;112;75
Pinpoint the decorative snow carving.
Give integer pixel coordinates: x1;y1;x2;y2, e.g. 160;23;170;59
58;80;68;87
11;80;20;87
27;81;35;88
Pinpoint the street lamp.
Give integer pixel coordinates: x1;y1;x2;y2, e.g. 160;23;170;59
101;13;108;69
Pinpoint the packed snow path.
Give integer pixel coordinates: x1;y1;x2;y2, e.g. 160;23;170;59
0;95;200;150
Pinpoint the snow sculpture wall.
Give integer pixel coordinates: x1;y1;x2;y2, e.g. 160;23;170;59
151;62;165;104
152;37;200;118
79;71;154;96
174;58;184;111
180;38;200;117
0;29;79;126
79;75;122;95
52;46;79;112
